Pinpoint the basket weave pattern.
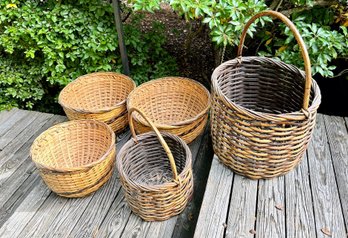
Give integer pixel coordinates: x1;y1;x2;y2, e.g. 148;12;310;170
117;108;193;221
211;11;321;179
59;72;135;133
30;120;116;197
127;77;210;143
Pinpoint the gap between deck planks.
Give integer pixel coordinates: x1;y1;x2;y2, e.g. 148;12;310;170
0;109;214;238
194;114;348;238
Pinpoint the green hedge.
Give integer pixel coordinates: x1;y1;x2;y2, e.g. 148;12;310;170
0;0;177;112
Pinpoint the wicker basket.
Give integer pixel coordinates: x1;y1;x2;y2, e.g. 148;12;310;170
127;77;210;144
211;10;321;179
59;72;136;133
117;108;193;221
30;120;116;198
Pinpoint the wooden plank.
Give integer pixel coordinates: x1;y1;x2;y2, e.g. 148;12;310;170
285;153;316;238
38;131;130;238
307;115;346;238
118;130;205;238
95;190;132;238
255;176;285;238
0;115;65;207
0;115;67;228
0;179;52;237
323;115;348;229
0;112;55;175
225;175;258;238
0;111;43;150
0;109;30;136
172;128;214;238
193;156;234;238
0;110;13;125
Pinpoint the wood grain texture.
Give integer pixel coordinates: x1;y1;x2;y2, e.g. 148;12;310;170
285;153;316;238
173;127;214;238
117;130;205;238
0;109;11;123
0;115;65;205
0;111;41;150
0;109;33;137
194;156;234;238
323;115;348;229
225;175;258;238
307;115;346;238
255;176;286;238
0;179;52;238
95;190;132;238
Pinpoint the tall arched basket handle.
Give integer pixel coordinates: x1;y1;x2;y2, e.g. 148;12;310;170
128;107;179;182
237;10;312;110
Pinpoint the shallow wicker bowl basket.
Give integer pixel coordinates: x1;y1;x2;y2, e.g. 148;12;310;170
117;108;193;221
30;120;116;198
59;72;136;133
211;10;321;179
127;77;210;144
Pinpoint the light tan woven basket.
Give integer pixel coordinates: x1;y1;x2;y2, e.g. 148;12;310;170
30;120;116;198
59;72;136;133
211;10;321;179
117;108;193;221
127;77;210;144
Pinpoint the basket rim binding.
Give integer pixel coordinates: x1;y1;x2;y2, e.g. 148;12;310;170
213;10;321;121
116;107;192;190
30;119;116;173
117;131;192;190
212;56;322;121
58;72;136;114
126;76;211;128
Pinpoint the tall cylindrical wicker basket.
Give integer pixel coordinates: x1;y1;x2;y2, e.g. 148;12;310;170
117;108;193;221
211;10;321;179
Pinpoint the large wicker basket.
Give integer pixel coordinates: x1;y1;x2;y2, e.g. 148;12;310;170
127;77;210;144
117;108;193;221
59;72;136;133
211;10;321;179
30;120;116;198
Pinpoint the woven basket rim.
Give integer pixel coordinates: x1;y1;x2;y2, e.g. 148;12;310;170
30;119;116;173
58;72;136;114
212;56;322;121
127;77;211;127
116;131;192;190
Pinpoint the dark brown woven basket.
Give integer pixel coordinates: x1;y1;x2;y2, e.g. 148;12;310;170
117;108;193;221
211;10;321;179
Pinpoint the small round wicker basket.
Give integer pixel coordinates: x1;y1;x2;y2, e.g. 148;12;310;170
30;120;116;198
117;108;193;221
127;77;210;144
59;72;136;133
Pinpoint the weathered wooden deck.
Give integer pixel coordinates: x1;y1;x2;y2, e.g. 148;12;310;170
0;109;347;238
195;114;348;238
0;109;213;238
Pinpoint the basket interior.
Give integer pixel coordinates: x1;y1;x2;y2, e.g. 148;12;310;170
31;121;114;169
215;57;315;114
121;133;188;185
59;73;135;111
128;77;209;125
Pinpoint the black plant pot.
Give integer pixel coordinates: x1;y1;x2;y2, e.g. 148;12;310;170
316;74;348;117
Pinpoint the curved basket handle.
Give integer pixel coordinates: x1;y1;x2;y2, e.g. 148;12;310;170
237;10;312;110
128;107;179;182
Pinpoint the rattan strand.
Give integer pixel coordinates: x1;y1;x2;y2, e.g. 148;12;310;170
116;108;193;221
211;10;321;179
59;72;136;133
30;120;116;197
127;77;210;143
